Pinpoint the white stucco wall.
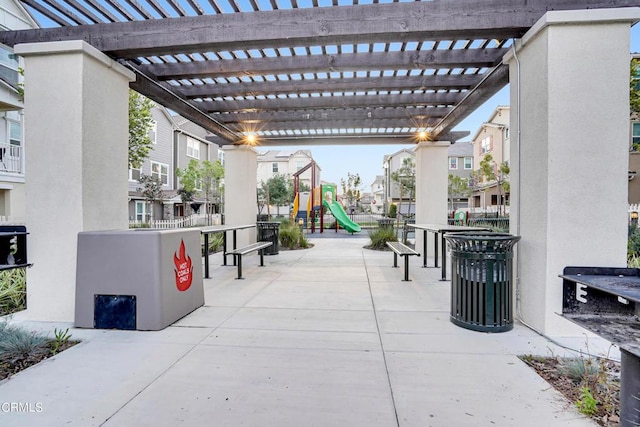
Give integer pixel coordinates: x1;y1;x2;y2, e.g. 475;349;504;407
224;144;258;247
17;41;133;321
505;9;639;335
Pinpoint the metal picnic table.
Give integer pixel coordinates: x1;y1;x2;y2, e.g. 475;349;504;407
407;223;491;281
200;224;256;278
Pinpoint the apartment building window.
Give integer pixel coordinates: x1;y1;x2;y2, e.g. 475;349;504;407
218;151;225;165
135;201;148;222
464;157;473;170
151;161;169;185
0;46;19;88
480;136;492;154
449;157;458;170
272;163;278;173
149;120;157;144
129;167;141;181
504;127;510;139
633;122;640;150
187;137;200;159
8;120;20;146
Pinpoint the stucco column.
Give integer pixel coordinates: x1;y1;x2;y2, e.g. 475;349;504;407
15;41;133;321
223;144;257;247
504;8;640;335
415;141;450;257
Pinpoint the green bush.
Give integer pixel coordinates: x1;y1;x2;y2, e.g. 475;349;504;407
279;222;310;249
367;227;398;250
629;224;640;260
0;268;26;316
388;204;397;218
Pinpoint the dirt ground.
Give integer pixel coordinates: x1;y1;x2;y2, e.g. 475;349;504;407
520;355;621;426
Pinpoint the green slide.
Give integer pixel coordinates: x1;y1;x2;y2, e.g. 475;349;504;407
323;200;361;233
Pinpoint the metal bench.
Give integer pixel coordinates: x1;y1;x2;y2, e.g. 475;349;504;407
230;241;273;280
386;241;420;281
560;266;640;427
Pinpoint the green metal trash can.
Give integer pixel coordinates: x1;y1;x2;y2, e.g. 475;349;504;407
257;222;280;255
444;232;521;333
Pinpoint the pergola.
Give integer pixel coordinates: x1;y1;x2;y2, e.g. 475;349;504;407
2;1;639;340
1;0;637;146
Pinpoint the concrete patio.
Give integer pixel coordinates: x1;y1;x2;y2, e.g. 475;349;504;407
0;237;616;426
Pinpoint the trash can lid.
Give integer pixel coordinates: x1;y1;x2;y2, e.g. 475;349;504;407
444;232;521;251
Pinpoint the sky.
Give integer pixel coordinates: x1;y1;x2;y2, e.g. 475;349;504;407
259;23;640;193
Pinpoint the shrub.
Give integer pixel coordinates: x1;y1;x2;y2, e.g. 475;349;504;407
388;204;397;218
367;227;398;250
279;222;309;249
0;268;26;316
0;320;49;359
628;224;640;259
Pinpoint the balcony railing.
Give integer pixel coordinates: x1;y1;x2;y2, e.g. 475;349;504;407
0;144;22;174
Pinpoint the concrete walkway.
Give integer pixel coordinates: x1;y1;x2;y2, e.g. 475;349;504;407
1;237;613;426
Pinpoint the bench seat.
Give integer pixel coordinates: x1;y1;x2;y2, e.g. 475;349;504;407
386;241;420;281
230;241;273;279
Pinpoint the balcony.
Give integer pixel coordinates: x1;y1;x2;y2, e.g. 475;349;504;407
0;144;23;175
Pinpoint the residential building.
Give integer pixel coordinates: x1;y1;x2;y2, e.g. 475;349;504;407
469;106;511;212
382;143;474;216
0;0;37;223
370;175;384;214
382;148;415;216
128;104;222;222
447;142;474;212
257;150;320;190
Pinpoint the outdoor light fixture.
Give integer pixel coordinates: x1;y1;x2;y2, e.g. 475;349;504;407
417;130;429;141
245;133;257;145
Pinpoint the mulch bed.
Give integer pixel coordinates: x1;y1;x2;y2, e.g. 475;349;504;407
0;340;79;381
520;355;621;426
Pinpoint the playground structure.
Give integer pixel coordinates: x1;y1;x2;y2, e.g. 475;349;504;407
292;163;361;234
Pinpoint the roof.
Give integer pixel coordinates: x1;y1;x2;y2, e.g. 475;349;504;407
447;142;473;157
257;150;313;162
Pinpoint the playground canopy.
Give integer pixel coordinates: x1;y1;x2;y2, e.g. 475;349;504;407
1;1;636;147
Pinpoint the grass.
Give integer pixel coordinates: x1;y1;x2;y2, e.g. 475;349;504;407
0;267;26;316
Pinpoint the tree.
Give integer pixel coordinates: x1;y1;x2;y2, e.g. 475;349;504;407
391;157;416;224
176;159;201;216
200;160;224;217
631;58;640;151
261;174;292;218
340;172;362;209
137;174;163;223
631;58;640;118
128;90;154;169
448;174;471;213
479;154;510;215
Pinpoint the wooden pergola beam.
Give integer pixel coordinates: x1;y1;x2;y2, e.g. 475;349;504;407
211;107;452;124
144;49;505;80
198;92;464;113
3;1;636;57
179;74;482;99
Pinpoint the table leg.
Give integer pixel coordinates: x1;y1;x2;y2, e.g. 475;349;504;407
222;232;228;266
440;233;447;281
422;230;428;268
434;231;439;268
232;230;238;266
204;233;210;279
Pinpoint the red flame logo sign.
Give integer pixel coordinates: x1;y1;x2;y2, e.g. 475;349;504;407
174;239;193;292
